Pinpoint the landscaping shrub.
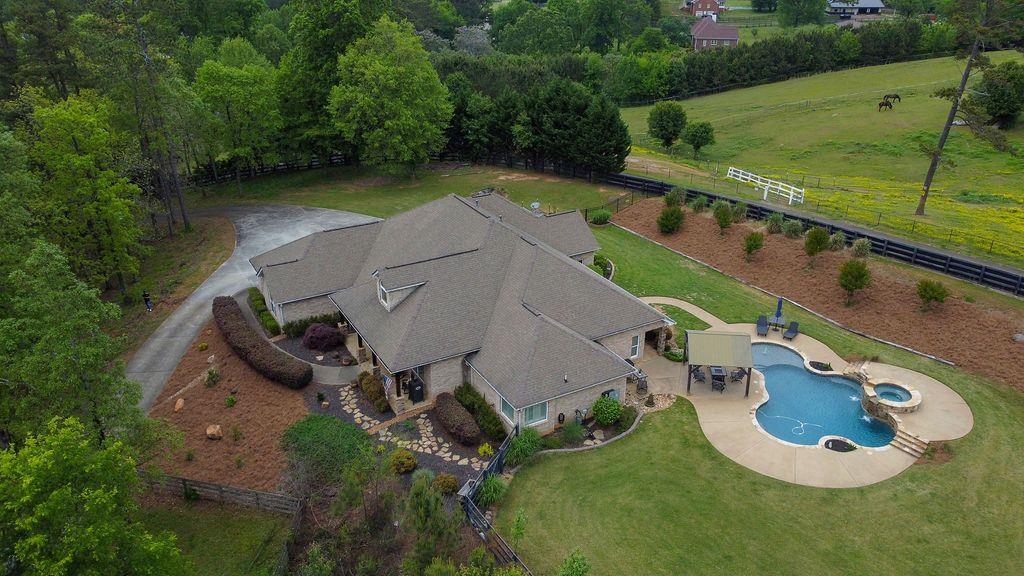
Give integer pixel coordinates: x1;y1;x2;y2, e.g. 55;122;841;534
829;231;847;251
225;395;237;408
542;435;563;449
478;443;494;458
248;287;280;336
204;368;220;387
664;349;685;362
782;220;804;239
593;253;612;277
282;312;344;338
592;396;622;426
664;188;682;207
838;259;872;305
804;227;830;264
559;420;585;445
282;415;373;483
358;372;390;414
197;342;208;352
454;383;507;442
617;405;638;434
851;238;872;258
589;208;612;225
432;473;459;495
743;232;764;261
657;206;684;234
712;200;733;234
688;195;707;213
435;392;481;445
388;448;418;474
212;296;312;389
917;279;950;310
731;202;748;222
302;323;344;351
765;212;784;234
505;428;542;468
475;474;506;507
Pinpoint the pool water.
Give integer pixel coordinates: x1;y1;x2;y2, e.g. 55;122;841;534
753;344;896;447
875;384;912;403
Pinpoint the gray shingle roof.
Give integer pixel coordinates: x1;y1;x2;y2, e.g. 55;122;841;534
469;191;599;257
252;192;669;405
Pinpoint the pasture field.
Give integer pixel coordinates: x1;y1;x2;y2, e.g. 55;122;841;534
620;52;1024;266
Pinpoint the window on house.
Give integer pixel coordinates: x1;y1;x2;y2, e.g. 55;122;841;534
711;39;718;45
702;40;707;46
523;402;548;426
501;398;515;423
630;334;641;358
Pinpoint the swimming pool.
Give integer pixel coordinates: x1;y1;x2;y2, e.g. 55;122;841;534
753;343;896;447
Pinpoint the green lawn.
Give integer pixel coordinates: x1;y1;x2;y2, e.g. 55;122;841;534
654;303;710;347
140;500;291;576
191;164;625;218
620;52;1024;266
496;225;1024;576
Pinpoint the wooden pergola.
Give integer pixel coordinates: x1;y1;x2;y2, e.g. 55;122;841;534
685;330;755;397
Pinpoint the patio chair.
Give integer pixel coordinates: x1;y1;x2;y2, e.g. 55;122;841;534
783;321;799;341
691;368;707;383
711;379;726;393
730;368;747;382
756;315;769;337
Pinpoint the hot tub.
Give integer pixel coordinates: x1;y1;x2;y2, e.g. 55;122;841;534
862;380;922;415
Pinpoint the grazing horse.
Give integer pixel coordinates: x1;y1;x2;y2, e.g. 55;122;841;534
878;100;893;111
883;93;901;103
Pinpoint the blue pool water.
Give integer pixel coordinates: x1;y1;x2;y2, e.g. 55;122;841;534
875;383;912;403
753;344;895;447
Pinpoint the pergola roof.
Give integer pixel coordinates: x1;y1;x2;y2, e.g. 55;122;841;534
685;330;753;367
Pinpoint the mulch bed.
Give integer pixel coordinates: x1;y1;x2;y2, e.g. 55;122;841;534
303;381;392;429
148;320;309;492
614;198;1024;390
275;336;355;367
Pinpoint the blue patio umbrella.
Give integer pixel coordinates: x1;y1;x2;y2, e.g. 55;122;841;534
775;297;784;319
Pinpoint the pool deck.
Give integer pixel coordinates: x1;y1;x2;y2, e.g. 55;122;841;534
639;297;974;488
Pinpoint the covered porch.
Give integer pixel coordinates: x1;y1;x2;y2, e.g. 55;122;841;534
346;328;427;414
685;331;754;397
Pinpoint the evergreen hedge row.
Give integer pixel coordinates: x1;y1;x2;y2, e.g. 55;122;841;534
212;296;312;389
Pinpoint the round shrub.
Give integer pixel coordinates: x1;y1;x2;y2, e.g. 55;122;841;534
765;212;784;234
851;238;872;258
829;231;847;251
302;323;344;351
478;443;495;458
559;420;585;445
732;202;748;222
197;342;208;352
432;473;459;495
689;195;707;213
589;208;612;225
917;279;950;309
664;349;685;362
358;372;391;414
782;220;804;239
592;253;612;277
388;448;417;474
616;405;638;434
592;395;622;426
712;200;733;233
804;227;830;259
435;392;481;445
657;206;684;234
505;428;542;468
743;232;764;261
664;188;682;207
839;259;872;305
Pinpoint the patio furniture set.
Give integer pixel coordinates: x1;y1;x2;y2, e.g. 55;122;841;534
690;365;749;393
757;314;798;340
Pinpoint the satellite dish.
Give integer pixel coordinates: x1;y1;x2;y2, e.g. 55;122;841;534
529;201;541;210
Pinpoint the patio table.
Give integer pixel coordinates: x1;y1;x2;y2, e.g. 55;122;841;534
768;315;786;331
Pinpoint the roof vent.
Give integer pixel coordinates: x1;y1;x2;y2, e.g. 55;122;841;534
530;201;542;216
563;374;569;383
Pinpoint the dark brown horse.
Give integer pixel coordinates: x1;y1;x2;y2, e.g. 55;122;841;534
878;100;893;111
883;93;901;103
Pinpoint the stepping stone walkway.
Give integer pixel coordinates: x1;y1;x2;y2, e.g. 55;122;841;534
377;413;487;472
337;386;383;430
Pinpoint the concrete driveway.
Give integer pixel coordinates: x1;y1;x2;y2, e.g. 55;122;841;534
128;204;378;409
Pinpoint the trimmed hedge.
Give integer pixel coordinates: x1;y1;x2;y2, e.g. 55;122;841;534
247;287;280;335
302;323;343;351
454;383;507;442
435;392;481;445
283;312;344;338
589;208;612;225
357;371;390;414
212;296;312;389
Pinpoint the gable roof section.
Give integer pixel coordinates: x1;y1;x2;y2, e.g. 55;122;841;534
691;18;739;41
469;191;599;257
829;0;884;7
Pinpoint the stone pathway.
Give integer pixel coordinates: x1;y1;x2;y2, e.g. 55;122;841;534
378;413;487;473
336;386;384;431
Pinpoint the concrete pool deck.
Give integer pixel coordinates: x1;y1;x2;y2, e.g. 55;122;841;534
639;297;974;488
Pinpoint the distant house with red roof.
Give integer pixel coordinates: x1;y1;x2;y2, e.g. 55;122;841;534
689;0;721;19
691;18;739;51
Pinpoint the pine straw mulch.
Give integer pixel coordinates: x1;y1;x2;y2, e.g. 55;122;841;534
613;198;1024;390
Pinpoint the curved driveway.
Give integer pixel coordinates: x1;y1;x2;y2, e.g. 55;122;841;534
128;205;378;409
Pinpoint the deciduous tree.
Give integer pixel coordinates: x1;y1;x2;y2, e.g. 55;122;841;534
647;101;687;147
683;121;715;158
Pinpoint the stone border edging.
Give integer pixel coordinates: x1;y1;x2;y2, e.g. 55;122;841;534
613;224;956;367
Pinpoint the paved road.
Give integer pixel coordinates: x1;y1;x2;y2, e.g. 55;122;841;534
128;205;378;409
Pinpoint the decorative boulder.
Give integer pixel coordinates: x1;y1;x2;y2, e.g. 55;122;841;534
206;424;223;440
174;398;185;413
302;323;344;352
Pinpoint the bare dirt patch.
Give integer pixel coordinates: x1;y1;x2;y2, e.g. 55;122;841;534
613;198;1024;389
149;320;309;492
916;441;955;465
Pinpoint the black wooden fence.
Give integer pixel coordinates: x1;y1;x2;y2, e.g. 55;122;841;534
190;153;1024;296
457;425;533;574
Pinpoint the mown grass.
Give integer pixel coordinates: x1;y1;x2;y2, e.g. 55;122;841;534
140;500;291;576
496;225;1024;576
620;52;1024;266
190;164;625;218
654;303;711;347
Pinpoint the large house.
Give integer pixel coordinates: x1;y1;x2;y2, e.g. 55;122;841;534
689;0;721;19
691;18;739;51
827;0;884;16
250;191;672;433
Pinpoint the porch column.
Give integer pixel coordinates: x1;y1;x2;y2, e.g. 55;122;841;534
745;370;751;398
657;328;668;354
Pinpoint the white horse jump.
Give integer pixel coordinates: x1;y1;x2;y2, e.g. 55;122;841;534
726;167;805;205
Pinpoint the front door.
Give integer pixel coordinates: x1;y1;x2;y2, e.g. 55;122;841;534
410;379;425;403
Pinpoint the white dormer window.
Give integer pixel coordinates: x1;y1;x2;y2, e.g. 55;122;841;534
377;279;389;308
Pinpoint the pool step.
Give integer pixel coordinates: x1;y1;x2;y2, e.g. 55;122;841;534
890;429;928;458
